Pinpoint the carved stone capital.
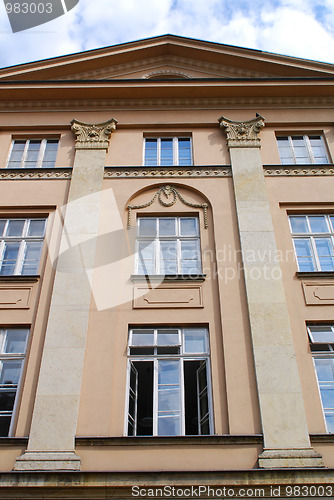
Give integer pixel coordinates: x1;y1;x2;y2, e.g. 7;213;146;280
70;118;117;150
218;115;265;148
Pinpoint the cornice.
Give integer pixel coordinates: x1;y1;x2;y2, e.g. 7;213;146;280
104;166;231;178
264;165;334;176
0;168;71;179
57;55;273;81
1;96;333;111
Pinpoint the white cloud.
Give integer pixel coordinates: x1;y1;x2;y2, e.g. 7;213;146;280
0;0;333;68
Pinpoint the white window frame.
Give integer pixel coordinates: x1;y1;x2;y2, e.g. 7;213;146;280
277;134;329;165
289;214;334;272
308;325;334;433
6;139;59;169
143;137;192;166
0;328;29;437
0;218;46;276
125;327;213;437
135;216;201;276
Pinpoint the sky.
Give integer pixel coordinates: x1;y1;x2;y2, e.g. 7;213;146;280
0;0;334;69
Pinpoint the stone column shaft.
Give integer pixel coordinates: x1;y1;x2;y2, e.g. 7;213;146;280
219;116;323;468
14;119;117;471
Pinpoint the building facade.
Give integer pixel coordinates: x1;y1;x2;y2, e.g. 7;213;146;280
0;34;334;498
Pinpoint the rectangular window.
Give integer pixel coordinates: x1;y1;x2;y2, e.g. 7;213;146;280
126;327;212;436
308;325;334;433
0;218;46;276
289;215;334;272
7;139;59;168
136;216;201;276
144;138;192;166
277;135;329;165
0;328;29;436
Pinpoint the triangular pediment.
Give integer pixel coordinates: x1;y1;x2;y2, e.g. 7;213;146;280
1;34;334;82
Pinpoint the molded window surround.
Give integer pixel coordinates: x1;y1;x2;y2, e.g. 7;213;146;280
277;135;329;165
289;214;334;272
7;139;59;168
144;137;192;166
308;325;334;433
126;327;213;437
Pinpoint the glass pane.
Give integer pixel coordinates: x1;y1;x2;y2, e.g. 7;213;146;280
28;219;46;237
158;416;180;436
158;389;180;411
0;220;6;236
315;359;334;382
180;218;198;236
160;241;177;259
131;330;154;346
184;329;208;353
181;260;201;274
138;219;157;237
137;261;155;274
181;240;199;260
178;138;191;166
315;238;334;271
158;360;179;385
0;329;28;354
160;138;173;166
42;140;58;167
138;241;155;259
0;360;22;385
21;241;43;275
144;139;158;166
293;239;315;271
320;386;334;409
289;216;308;234
0;390;16;411
25;140;41;167
309;326;334;343
6;220;25;237
292;137;309;163
309;216;329;233
159;218;176;236
277;137;292;163
0;416;11;437
0;242;20;275
325;413;334;433
157;330;179;346
8;141;25;168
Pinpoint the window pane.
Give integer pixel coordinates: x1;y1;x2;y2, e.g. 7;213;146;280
25;140;41;167
144;139;158;166
180;218;198;236
184;328;207;353
0;242;20;275
159;218;176;236
289;216;308;234
0;221;6;236
0;390;16;411
157;330;179;346
314;238;334;271
138;241;155;260
0;416;11;437
160;241;177;259
21;241;43;275
42;140;58;167
308;216;329;233
178;138;191;166
131;330;154;346
28;219;46;237
181;260;201;274
7;141;25;168
309;326;334;343
160;139;173;166
158;388;180;411
138;219;157;237
319;386;334;409
325;413;334;433
6;220;25;237
158;360;179;385
0;360;22;385
293;239;315;271
0;329;28;354
314;359;334;382
158;416;181;436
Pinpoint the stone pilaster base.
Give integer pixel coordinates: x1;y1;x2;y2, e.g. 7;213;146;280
258;448;324;469
14;451;81;471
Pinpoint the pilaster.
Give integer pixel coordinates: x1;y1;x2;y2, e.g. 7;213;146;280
219;115;323;468
14;118;117;471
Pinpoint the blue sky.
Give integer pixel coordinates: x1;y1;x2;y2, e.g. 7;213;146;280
0;0;334;68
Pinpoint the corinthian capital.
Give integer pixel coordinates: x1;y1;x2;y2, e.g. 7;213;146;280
218;115;265;148
71;118;117;150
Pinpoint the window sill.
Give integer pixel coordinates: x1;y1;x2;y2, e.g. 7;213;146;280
0;275;40;283
76;434;263;446
296;272;334;279
131;274;206;283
